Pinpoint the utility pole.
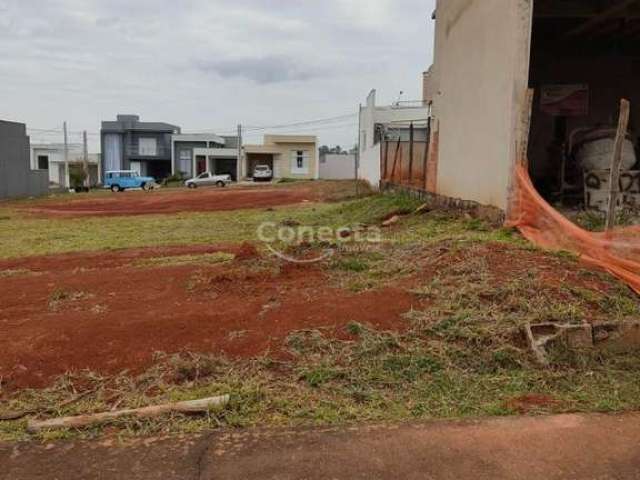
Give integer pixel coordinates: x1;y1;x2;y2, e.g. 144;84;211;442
356;104;361;197
408;122;414;184
83;130;89;189
237;124;243;182
63;121;69;188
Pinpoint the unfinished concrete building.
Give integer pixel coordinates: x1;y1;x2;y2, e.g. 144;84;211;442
425;0;640;212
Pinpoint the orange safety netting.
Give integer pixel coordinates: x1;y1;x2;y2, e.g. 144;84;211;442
507;165;640;294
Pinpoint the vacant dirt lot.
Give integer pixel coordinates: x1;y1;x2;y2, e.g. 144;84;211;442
2;191;639;443
0;235;634;392
17;182;354;218
0;245;418;390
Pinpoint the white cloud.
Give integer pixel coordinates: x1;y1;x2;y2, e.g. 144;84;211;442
0;0;436;150
335;0;394;28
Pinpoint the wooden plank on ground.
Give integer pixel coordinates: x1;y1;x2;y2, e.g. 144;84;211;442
27;395;230;433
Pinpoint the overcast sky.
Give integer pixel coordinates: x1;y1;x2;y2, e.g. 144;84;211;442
1;0;436;151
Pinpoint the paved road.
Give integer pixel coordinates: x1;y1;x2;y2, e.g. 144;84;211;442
2;413;640;479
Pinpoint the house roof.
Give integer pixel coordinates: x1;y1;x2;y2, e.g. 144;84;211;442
172;133;226;145
243;145;283;155
101;115;180;134
264;134;317;145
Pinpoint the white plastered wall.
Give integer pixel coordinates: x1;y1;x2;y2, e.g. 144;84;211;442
430;0;533;210
358;90;429;188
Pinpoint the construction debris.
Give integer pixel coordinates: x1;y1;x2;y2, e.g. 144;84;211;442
524;321;640;366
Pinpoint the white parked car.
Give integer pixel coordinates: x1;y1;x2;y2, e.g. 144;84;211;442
253;165;273;182
185;172;232;189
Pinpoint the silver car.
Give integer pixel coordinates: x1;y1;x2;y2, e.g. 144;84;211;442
185;172;232;189
253;165;273;182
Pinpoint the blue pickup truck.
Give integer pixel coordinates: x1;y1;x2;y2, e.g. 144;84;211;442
104;171;156;192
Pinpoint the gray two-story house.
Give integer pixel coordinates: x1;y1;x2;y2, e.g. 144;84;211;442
100;115;181;180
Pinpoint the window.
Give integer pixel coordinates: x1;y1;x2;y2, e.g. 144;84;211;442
290;150;310;175
37;155;49;170
197;172;209;179
138;138;157;156
180;159;191;176
179;150;191;176
129;161;141;176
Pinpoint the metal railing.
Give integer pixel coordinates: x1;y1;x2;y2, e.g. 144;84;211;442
125;144;172;158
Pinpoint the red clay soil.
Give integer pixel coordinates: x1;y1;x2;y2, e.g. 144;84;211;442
504;394;562;414
19;185;325;218
0;246;418;391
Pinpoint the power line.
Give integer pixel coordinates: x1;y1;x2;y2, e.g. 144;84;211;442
243;113;357;132
27;127;64;134
183;114;358;136
245;122;358;135
26;112;360;139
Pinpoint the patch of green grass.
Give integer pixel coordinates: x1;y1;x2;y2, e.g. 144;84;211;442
313;192;423;227
333;258;370;272
573;209;637;232
0;192;410;260
575;210;606;231
134;252;235;268
0;187;524;261
300;365;344;387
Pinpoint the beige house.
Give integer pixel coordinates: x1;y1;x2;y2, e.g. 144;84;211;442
243;135;318;180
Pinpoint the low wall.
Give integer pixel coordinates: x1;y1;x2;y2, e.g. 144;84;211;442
381;181;505;225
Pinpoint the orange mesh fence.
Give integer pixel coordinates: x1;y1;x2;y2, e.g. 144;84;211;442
508;165;640;294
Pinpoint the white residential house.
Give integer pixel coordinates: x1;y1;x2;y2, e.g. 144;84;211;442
30;144;100;188
172;133;318;182
358;90;430;187
243;135;319;180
